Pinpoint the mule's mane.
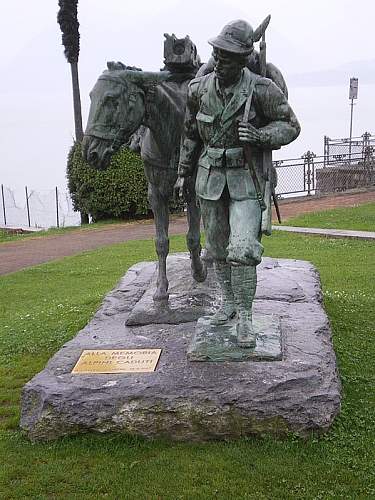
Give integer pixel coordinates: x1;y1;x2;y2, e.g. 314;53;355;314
99;70;136;89
99;74;127;85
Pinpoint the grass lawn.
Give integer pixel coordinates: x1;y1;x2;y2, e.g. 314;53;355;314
0;232;374;498
0;228;71;243
285;202;375;232
0;217;156;244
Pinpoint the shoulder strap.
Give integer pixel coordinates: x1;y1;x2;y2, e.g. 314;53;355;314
210;76;257;147
242;77;257;122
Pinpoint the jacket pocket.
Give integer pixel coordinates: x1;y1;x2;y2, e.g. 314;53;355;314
207;147;225;168
196;112;215;142
195;166;210;196
225;147;245;168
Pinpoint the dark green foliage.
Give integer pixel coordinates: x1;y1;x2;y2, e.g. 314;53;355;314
57;0;80;64
67;143;150;221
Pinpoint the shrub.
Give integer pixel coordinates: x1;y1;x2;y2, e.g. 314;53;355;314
67;143;150;221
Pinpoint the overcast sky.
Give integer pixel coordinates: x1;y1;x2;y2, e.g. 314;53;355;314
1;0;374;192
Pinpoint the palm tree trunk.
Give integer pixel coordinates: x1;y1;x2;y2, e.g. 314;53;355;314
70;61;84;142
70;62;87;222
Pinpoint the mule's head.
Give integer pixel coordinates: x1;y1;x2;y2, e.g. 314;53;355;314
82;68;145;170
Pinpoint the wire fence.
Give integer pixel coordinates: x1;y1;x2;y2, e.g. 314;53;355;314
0;185;80;229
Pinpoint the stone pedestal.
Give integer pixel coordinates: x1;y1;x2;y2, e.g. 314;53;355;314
20;254;341;442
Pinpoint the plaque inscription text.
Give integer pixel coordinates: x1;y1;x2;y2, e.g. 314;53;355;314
72;349;162;374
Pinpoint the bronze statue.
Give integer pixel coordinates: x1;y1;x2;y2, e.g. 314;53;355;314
176;19;301;348
82;24;297;322
82;36;206;303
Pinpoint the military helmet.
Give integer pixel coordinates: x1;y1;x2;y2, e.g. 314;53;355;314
208;20;254;55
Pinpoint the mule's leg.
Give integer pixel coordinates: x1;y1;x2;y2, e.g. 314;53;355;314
145;162;174;303
186;186;207;283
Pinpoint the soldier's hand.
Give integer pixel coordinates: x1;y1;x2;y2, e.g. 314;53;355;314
107;61;126;70
173;176;188;201
238;122;263;145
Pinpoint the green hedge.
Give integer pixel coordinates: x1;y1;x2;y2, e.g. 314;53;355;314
67;143;150;221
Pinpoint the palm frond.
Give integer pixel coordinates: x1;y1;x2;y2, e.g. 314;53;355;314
57;0;80;63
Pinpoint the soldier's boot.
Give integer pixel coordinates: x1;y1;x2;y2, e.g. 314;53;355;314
231;265;257;348
210;261;236;326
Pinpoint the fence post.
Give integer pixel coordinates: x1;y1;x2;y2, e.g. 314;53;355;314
1;184;6;226
302;151;316;196
55;187;60;228
362;132;370;160
323;136;329;167
25;186;31;227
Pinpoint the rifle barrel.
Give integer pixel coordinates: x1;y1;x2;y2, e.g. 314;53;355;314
272;191;282;224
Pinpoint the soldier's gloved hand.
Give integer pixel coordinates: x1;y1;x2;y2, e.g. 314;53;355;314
107;61;142;71
107;61;127;70
173;176;190;202
238;122;264;146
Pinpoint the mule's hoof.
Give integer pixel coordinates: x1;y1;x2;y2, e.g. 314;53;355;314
192;262;207;283
153;290;169;303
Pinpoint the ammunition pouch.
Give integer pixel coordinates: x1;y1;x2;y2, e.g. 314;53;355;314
200;147;245;169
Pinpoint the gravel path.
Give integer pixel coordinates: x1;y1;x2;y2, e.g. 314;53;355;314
1;190;374;276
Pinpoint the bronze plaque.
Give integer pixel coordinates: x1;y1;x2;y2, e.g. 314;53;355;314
72;349;162;374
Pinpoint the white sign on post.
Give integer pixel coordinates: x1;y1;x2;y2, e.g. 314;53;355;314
349;77;358;99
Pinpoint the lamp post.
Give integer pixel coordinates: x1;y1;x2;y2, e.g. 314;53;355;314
349;77;358;161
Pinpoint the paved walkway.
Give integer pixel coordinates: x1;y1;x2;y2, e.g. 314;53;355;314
272;225;375;240
1;190;374;276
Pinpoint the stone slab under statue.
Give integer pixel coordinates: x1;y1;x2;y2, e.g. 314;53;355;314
20;254;341;442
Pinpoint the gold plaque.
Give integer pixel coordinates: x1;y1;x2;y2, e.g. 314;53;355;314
72;349;162;374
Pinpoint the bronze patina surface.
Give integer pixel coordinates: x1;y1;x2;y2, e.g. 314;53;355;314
187;314;282;362
177;18;300;349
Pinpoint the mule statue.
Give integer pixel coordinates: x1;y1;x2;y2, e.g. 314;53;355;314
82;35;206;304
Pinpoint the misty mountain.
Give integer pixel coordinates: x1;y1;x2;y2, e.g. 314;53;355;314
289;59;375;87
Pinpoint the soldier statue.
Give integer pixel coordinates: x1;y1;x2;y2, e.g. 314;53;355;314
176;19;301;348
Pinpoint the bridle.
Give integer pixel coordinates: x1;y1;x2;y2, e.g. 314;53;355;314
88;74;145;154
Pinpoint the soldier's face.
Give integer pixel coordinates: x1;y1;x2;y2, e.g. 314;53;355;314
213;48;243;86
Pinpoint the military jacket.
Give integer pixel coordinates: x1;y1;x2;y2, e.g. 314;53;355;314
179;67;300;201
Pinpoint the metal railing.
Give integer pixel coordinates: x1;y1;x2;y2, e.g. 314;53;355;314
274;150;375;197
323;132;375;166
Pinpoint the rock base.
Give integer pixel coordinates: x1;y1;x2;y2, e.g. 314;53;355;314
20;254;341;442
